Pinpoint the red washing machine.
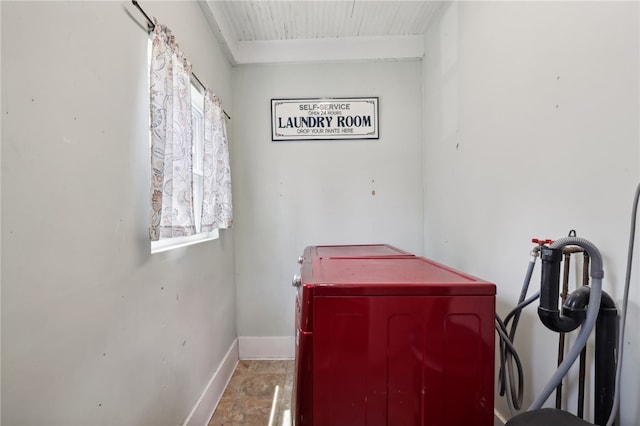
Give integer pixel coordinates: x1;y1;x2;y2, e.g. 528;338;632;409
292;245;496;426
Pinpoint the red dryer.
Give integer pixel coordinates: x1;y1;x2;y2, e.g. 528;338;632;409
292;245;496;426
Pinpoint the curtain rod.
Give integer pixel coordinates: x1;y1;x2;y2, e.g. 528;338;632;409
131;0;231;120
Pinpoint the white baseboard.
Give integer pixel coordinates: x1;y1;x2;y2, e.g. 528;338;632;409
182;339;239;426
238;336;295;360
494;409;507;426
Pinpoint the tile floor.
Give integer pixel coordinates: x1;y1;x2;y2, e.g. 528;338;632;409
208;360;294;426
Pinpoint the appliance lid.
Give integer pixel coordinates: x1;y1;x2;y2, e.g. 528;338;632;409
311;244;415;259
310;257;496;296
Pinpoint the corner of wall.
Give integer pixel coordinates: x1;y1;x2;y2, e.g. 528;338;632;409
494;409;507;426
238;336;295;360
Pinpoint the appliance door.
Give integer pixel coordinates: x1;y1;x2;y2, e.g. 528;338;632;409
312;295;495;426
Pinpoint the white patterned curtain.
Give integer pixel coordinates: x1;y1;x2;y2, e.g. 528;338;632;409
149;22;196;241
202;90;233;231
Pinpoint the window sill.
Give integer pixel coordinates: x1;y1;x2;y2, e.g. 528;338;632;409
150;229;220;254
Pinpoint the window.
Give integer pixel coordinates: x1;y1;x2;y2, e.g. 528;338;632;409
147;26;231;254
150;84;219;254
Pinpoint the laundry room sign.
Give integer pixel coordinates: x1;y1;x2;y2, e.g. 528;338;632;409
271;97;379;141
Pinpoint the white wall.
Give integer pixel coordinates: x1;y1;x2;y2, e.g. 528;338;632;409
232;61;424;342
423;2;639;424
1;2;236;425
4;1;638;424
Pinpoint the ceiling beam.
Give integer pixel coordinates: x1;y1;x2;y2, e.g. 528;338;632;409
199;0;240;66
233;35;424;65
199;1;425;65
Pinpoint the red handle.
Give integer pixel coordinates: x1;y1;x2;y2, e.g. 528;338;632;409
532;238;554;245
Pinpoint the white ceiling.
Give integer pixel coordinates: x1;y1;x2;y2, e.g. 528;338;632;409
199;1;442;65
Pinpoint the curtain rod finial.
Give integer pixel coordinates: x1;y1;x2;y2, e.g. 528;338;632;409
132;0;155;32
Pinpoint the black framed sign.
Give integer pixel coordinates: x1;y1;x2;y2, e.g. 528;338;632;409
271;97;379;141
